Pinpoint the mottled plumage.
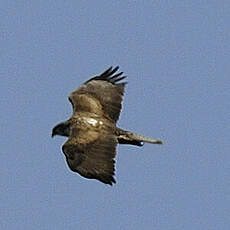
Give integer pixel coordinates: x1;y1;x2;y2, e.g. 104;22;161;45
52;66;163;185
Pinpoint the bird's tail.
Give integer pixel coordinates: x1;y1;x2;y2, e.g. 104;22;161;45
117;128;163;147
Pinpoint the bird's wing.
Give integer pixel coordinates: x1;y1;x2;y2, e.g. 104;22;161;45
69;66;127;123
62;129;118;185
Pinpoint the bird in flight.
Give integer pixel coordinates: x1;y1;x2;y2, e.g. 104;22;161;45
52;66;163;185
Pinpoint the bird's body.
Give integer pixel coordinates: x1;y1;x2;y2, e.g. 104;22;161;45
52;66;163;185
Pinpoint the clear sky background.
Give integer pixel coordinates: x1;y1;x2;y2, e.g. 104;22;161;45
1;1;230;230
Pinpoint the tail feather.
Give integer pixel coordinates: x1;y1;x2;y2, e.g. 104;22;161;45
117;129;163;147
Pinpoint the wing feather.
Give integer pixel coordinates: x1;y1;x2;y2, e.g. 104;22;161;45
69;66;127;122
62;132;117;185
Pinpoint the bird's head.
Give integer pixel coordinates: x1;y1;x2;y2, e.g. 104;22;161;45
51;121;71;137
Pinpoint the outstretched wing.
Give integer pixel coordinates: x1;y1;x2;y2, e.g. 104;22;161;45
62;131;118;185
69;66;127;123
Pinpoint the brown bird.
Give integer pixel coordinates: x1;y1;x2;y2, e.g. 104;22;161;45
52;66;163;185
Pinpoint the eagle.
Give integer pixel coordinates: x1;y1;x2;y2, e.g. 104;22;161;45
52;66;163;185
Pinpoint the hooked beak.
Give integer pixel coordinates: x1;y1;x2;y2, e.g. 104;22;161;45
51;131;55;138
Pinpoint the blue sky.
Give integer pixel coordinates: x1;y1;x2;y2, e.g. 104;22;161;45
1;1;230;229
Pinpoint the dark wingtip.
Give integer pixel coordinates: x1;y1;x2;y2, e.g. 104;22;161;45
101;66;126;84
108;177;116;186
86;66;126;85
109;66;119;76
101;66;114;77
